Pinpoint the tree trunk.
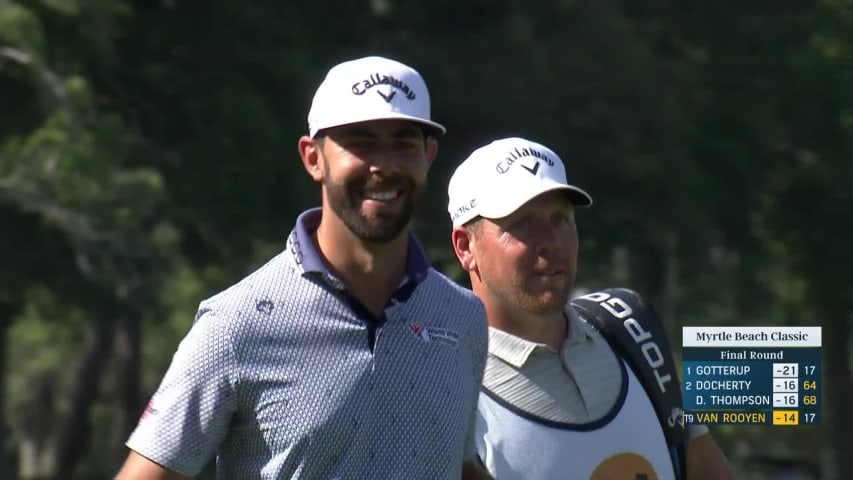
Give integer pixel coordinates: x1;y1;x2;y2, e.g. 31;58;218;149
0;303;16;479
624;236;681;349
112;313;142;467
17;378;56;478
660;232;680;344
49;318;114;479
815;299;852;480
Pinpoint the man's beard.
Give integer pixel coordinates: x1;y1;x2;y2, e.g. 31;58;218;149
324;171;421;244
481;267;572;315
495;281;571;315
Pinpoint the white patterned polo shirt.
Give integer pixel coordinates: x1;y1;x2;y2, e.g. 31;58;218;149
126;208;489;479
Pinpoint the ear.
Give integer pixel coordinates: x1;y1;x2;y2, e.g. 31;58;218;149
425;137;438;168
451;226;477;272
298;135;324;182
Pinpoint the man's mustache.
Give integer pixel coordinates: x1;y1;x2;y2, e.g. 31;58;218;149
354;174;414;191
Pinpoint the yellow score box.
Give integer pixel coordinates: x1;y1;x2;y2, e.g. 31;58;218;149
773;410;799;425
686;410;802;425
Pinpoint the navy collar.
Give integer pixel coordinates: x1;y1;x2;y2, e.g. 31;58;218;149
287;208;431;287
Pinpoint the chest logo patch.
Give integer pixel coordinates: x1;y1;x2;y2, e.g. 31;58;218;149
407;323;459;349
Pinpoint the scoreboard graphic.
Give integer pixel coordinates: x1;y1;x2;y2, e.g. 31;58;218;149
682;327;821;426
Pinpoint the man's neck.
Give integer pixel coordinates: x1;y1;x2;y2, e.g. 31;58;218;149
314;210;408;315
483;297;567;350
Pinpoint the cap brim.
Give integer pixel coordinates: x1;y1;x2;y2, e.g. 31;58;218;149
564;186;593;207
479;182;593;220
311;112;446;137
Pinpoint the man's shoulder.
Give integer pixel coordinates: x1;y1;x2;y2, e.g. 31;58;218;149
194;249;307;327
414;269;487;336
420;269;484;314
422;268;480;300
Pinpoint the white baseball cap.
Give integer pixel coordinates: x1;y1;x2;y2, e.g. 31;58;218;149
447;137;593;227
307;56;446;137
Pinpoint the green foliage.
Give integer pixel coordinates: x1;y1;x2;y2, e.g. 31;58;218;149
5;285;90;442
8;286;88;369
140;261;231;388
0;1;45;54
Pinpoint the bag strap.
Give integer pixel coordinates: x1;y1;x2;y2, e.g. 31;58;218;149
571;287;689;480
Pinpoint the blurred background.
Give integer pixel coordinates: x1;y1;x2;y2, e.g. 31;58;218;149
1;0;851;479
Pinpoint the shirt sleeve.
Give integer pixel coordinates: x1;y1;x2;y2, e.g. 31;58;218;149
126;307;237;476
463;400;479;461
464;316;489;461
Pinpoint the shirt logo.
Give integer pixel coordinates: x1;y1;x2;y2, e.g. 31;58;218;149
407;323;459;349
256;299;274;315
668;407;685;428
287;230;304;266
408;323;430;341
139;398;159;422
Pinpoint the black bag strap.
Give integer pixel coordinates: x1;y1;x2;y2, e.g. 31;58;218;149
571;287;689;480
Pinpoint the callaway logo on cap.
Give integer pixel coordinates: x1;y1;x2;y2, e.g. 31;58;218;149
307;56;446;137
447;137;593;227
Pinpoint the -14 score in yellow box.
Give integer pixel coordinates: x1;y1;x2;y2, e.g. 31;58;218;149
772;410;798;426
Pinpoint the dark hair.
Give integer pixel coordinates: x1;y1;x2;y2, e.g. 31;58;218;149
420;125;442;141
313;122;433;145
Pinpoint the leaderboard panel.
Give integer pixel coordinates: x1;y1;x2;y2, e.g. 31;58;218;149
682;327;821;426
